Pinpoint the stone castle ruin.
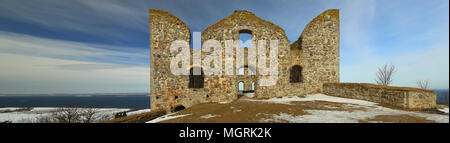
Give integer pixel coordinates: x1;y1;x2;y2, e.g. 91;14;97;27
149;9;339;112
149;9;435;112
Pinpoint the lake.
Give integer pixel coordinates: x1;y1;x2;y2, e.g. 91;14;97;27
0;94;150;109
0;90;447;109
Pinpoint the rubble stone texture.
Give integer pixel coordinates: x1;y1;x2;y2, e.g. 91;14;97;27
323;83;437;110
149;9;340;112
149;9;437;112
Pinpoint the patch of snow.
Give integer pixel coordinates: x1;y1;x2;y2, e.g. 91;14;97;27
200;114;220;119
322;105;340;109
245;93;378;106
262;104;449;123
219;101;232;104
0;107;23;111
251;94;448;123
244;93;255;98
94;108;130;120
146;113;192;123
0;107;25;113
127;109;151;116
229;106;242;112
268;111;362;123
438;108;449;114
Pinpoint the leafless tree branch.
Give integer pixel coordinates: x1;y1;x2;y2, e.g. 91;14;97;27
375;63;396;86
33;107;112;123
416;80;431;90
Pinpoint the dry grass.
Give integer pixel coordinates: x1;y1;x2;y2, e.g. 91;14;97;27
359;114;435;123
104;95;443;123
160;100;307;123
437;104;449;109
100;109;166;123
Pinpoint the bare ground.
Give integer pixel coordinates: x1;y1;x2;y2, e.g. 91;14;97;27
149;94;449;123
359;114;435;123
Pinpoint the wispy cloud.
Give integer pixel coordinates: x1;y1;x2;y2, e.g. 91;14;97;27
0;0;447;93
0;0;148;40
0;31;149;94
333;0;449;89
0;31;148;66
0;53;149;94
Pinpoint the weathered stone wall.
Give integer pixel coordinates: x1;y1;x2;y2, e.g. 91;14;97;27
149;10;201;111
323;83;437;110
150;9;341;112
288;9;340;96
201;10;291;99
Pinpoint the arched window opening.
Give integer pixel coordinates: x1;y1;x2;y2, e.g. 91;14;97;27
290;65;303;83
238;82;244;91
251;82;255;91
189;67;204;88
239;30;252;48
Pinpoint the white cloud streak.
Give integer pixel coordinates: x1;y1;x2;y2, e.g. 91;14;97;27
0;0;148;40
0;31;149;94
0;53;149;94
0;31;147;66
0;0;447;93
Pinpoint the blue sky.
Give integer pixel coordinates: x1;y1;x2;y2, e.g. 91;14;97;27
0;0;448;94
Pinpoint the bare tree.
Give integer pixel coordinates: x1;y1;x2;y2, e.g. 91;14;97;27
96;113;114;122
416;80;431;90
32;107;113;123
52;107;81;123
35;113;57;123
80;107;99;123
375;63;396;86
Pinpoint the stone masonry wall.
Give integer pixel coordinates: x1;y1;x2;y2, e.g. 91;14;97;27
323;83;437;110
201;10;291;99
149;10;198;112
288;9;340;96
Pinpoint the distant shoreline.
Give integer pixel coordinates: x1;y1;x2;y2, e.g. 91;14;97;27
0;93;150;96
0;94;150;109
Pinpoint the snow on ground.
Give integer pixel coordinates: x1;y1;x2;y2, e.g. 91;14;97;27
439;108;449;114
126;109;151;116
0;107;23;112
200;114;220;119
250;94;448;123
219;101;232;104
245;94;377;106
0;107;130;123
146;113;192;123
92;108;131;119
244;93;255;98
264;108;448;123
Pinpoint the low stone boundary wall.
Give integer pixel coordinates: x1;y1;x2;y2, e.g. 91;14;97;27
323;83;436;110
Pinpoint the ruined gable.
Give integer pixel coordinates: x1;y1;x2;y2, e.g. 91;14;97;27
287;9;340;96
